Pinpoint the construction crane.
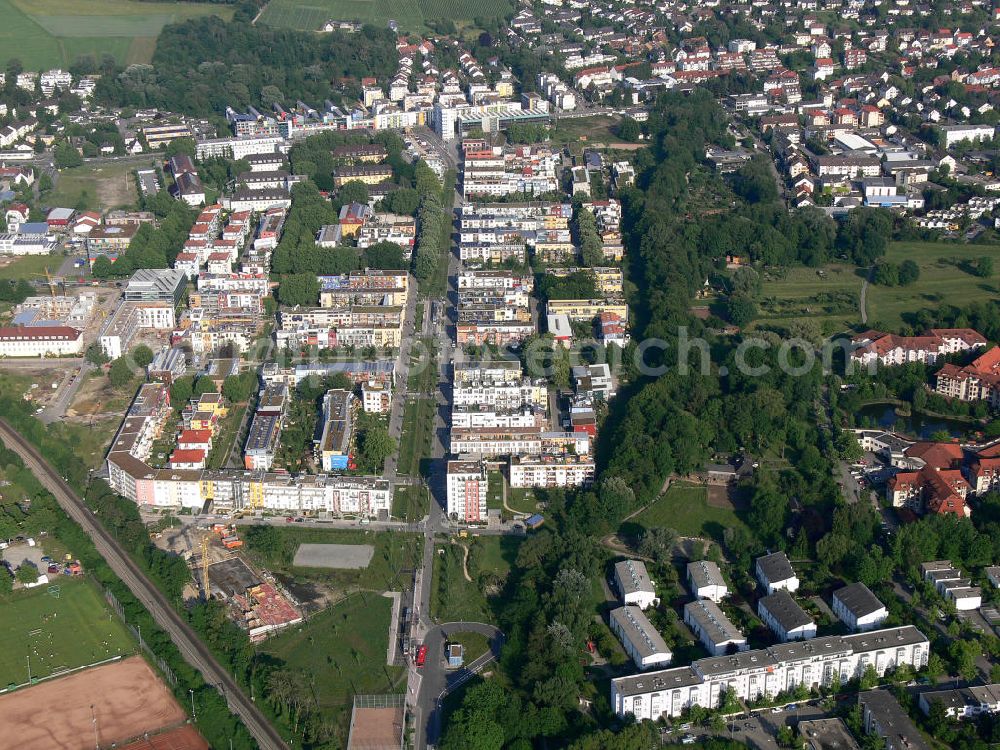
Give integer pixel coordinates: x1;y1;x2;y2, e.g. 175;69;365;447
27;268;58;298
200;533;211;600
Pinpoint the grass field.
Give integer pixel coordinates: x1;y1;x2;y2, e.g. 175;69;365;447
260;593;401;742
625;481;749;544
0;578;133;687
390;486;429;522
757;263;863;332
244;527;422;596
866;241;1000;329
2;0;233;69
258;0;511;33
0;254;61;282
49;161;152;211
397;399;434;478
432;535;519;623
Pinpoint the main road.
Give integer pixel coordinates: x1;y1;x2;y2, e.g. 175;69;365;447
0;419;288;750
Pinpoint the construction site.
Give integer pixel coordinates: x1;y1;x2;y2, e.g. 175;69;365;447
153;523;302;642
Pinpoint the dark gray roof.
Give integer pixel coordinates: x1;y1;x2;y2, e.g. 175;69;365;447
859;689;931;750
842;625;927;654
833;582;885;619
612;666;701;697
759;590;813;633
756;551;796;584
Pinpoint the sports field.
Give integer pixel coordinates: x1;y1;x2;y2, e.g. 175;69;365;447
1;0;233;70
0;656;186;750
258;0;512;32
865;240;1000;329
0;578;133;687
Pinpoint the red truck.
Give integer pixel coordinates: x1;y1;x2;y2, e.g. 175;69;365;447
415;645;427;667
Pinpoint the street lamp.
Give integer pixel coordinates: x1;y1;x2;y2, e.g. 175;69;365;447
189;688;196;719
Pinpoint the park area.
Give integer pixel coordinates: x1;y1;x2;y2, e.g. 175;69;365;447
865;240;1000;329
0;656;193;750
432;535;520;623
259;593;402;747
757;263;864;332
623;481;750;546
0;0;233;69
0;577;133;687
257;0;511;32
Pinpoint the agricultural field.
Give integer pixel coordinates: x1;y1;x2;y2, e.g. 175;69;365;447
257;0;512;33
865;241;1000;330
1;0;233;69
0;577;133;687
757;263;863;332
48;160;152;211
259;593;401;744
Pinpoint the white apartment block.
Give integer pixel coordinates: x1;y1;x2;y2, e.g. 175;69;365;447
758;590;817;642
508;454;596;488
614;559;658;610
610;606;672;671
756;552;800;594
0;326;83;357
687;560;728;603
612;626;929;721
832;583;888;632
683;600;748;656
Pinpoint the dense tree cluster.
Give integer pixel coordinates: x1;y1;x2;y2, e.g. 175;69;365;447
414;193;449;284
94;19;398;118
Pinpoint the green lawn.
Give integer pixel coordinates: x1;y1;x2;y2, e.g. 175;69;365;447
390;485;429;522
0;578;133;687
625;481;749;544
757;263;863;331
244;527;422;595
0;254;62;282
258;0;510;33
448;630;489;664
207;403;247;470
549;115;622;148
2;0;233;68
259;593;401;745
507;486;540;515
397;399;434;478
486;471;503;510
56;417;121;470
866;241;1000;329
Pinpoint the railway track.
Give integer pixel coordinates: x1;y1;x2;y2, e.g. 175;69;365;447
0;419;287;750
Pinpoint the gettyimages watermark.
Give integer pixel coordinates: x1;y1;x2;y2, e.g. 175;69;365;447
190;326;876;387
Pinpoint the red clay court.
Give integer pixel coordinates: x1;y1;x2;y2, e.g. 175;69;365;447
0;656;191;750
119;726;208;750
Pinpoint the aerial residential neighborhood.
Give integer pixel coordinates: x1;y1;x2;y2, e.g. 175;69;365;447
6;0;1000;748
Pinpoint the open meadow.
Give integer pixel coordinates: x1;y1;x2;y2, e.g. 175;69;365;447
257;0;512;32
865;240;1000;329
0;578;133;687
1;0;233;69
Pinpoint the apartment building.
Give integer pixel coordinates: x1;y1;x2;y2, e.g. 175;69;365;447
918;684;1000;720
316;389;354;471
850;329;987;368
758;591;816;641
833;582;888;632
612;627;929;721
545;299;629;323
0;325;83;357
756;552;800;594
859;690;931;750
508;454;596;488
687;560;728;603
935;346;1000;406
683;599;748;656
614;559;658;610
610;606;673;671
446;459;488;523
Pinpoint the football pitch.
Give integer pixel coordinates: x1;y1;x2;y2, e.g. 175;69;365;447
258;0;512;32
0;579;133;688
0;0;233;69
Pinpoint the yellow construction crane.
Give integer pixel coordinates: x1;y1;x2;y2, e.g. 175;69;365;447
200;533;211;600
27;268;58;298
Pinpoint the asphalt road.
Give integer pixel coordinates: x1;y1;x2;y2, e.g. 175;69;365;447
40;361;92;424
415;622;504;748
0;418;289;750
